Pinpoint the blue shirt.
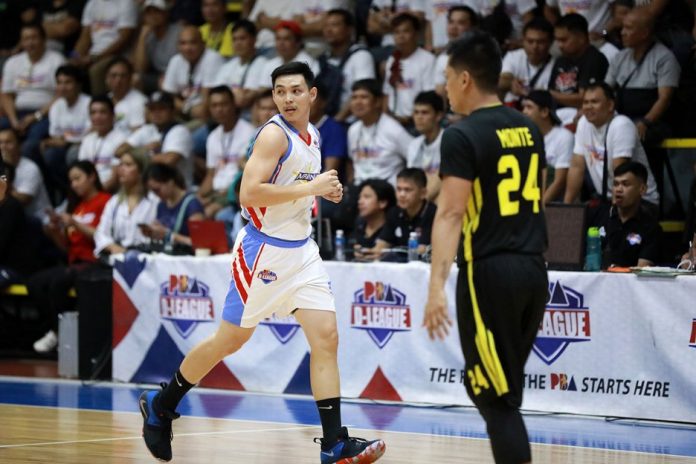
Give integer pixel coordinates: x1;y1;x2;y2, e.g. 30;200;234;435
156;193;204;236
317;116;347;165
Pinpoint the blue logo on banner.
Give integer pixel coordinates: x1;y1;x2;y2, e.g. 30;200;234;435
350;281;411;349
260;315;301;344
533;281;591;365
159;275;215;338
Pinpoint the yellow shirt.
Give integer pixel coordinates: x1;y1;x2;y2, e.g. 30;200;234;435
199;23;234;58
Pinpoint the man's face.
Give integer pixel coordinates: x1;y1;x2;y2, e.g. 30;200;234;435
232;29;255;58
393;20;417;52
209;92;236;125
396;178;424;210
275;28;301;61
272;74;315;124
179;27;205;63
202;0;225;23
56;74;79;100
0;131;20;164
444;64;467;114
20;27;44;56
523;28;551;64
148;104;174;126
323;13;351;46
106;63;131;96
253;97;278;126
582;88;614;127
412;103;440;135
350;89;380;120
89;102;114;134
621;13;649;48
447;10;473;40
554;27;585;57
143;7;167;27
613;171;646;209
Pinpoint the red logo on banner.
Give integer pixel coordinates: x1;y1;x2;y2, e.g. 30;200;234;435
550;373;577;391
690;319;696;348
350;281;411;349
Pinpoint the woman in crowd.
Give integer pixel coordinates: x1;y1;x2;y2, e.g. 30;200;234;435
351;179;396;261
29;160;111;352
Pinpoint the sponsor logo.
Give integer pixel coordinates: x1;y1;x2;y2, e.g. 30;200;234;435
550;373;577;391
259;314;301;344
350;281;411;349
533;281;591;365
159;275;215;338
257;269;277;284
690;319;696;349
294;172;318;182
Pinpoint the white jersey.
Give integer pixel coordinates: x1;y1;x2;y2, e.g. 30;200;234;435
242;114;322;241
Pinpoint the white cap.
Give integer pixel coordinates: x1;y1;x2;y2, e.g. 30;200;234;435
143;0;169;11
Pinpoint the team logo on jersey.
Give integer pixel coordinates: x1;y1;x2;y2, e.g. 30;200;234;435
689;319;696;349
626;233;642;246
257;269;277;284
159;275;215;338
533;281;591;365
550;373;578;391
260;314;301;344
350;281;411;349
294;172;318;182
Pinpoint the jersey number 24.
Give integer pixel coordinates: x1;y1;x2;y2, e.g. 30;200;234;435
497;153;540;216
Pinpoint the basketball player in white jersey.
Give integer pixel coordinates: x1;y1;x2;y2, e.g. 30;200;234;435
139;62;386;464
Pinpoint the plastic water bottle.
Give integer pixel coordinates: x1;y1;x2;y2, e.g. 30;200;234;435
584;227;602;271
408;232;419;262
334;230;345;261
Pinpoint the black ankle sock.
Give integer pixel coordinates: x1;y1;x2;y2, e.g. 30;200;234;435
316;397;342;447
159;369;195;412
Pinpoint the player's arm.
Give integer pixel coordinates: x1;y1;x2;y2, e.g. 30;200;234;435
563;154;586;203
240;124;341;207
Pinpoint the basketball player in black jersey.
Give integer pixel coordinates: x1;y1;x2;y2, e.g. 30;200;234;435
424;31;549;464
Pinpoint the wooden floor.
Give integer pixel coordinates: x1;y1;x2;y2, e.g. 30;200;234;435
0;404;693;464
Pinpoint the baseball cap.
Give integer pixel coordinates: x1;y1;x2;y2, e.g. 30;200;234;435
147;91;174;108
143;0;169;11
523;90;561;125
274;20;303;39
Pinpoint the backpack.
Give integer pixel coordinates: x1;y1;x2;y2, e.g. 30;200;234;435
316;45;365;116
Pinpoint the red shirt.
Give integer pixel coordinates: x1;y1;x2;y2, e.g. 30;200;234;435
68;192;111;264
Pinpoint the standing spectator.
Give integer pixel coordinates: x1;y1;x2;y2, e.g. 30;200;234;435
351;178;396;260
1;23;64;163
78;96;128;192
29;160;111;353
40;0;86;55
499;17;555;107
200;0;234;59
162;25;225;122
106;57;147;134
383;13;436;126
132;0;182;95
347;79;413;186
407;91;444;202
434;6;479;98
292;0;349;57
73;0;137;95
521;90;574;204
261;21;320;88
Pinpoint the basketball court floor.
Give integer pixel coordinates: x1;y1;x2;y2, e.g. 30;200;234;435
1;376;695;463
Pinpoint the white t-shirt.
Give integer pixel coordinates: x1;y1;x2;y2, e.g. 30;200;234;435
407;129;442;175
573;114;659;204
295;0;349;57
262;51;320;88
373;0;426;46
93;193;158;255
248;0;302;50
1;50;65;111
112;89;147;134
14;157;51;221
206;119;256;191
500;48;555;103
599;41;620;63
81;0;138;55
546;0;613;34
48;93;91;142
78;128;129;185
544;125;574;170
327;46;376;109
383;47;436;118
127;124;194;186
213;55;269;90
348;114;413;185
162;49;225;114
434;52;448;87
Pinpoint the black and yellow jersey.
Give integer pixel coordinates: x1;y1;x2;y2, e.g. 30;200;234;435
440;104;548;262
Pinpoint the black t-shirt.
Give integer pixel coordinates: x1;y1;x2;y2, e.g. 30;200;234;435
549;46;608;100
440;104;548;262
378;201;437;247
0;196;39;275
350;217;384;249
601;206;661;268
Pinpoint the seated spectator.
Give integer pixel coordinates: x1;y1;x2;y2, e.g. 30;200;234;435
382;13;436;127
133;0;182;95
142;163;205;250
106;57;147;134
367;0;425;52
212;20;269;112
251;89;279;129
407;91;443;202
118;92;194;186
348;79;412;187
544;0;612;42
548;13;608;122
499;17;555;108
604;0;634;49
434;6;479;98
248;0;302;52
78;96;129;192
601;161;662;268
261;21;320;88
41;0;85;55
199;86;256;218
310;83;348;176
1;23;65;164
28;160;111;353
162;25;225;122
351;178;396;261
200;0;235;59
521;90;574;204
0;128;51;221
93;151;158;257
564;83;659;215
362;168;436;261
73;0;137;95
292;0;350;58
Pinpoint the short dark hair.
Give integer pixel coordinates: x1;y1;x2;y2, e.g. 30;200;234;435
523;17;554;39
351;79;383;98
327;8;354;28
586;81;615;101
358;178;396;210
447;5;478;26
90;95;115;113
391;12;421;32
146;162;186;190
271;61;315;88
21;22;46;39
209;85;236;104
397;167;427;189
556;13;589;35
254;88;274;103
232;19;257;36
55;64;84;85
0;127;20;142
106;55;134;75
447;30;501;93
314;81;329;100
614;161;648;184
66;160;104;212
414;91;444;113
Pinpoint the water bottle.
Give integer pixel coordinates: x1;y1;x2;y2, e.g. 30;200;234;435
408;231;419;262
334;229;346;261
584;227;602;271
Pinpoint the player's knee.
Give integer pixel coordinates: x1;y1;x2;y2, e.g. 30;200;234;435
312;324;338;356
